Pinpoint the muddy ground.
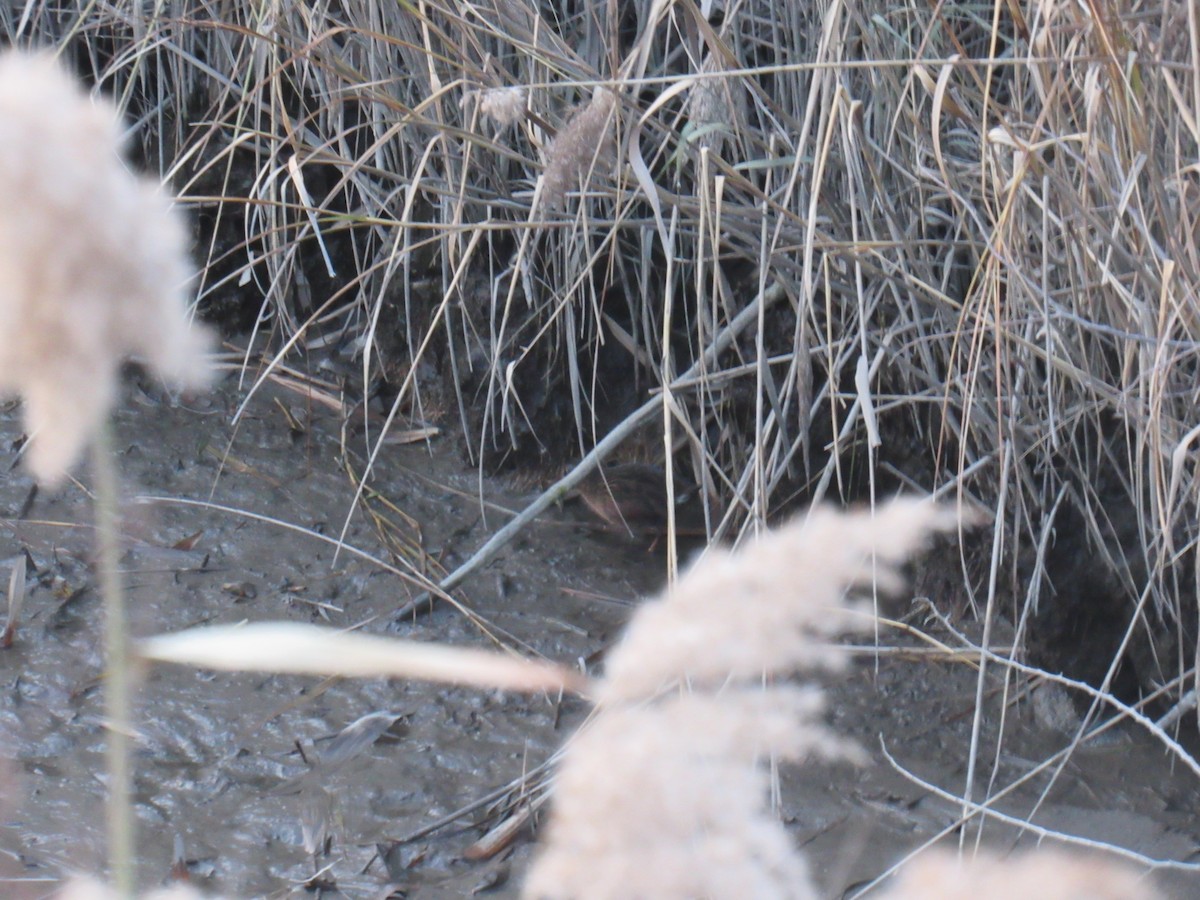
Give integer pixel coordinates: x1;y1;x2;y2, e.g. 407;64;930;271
0;360;1198;898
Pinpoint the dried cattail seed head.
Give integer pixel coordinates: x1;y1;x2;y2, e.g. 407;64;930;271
541;86;618;210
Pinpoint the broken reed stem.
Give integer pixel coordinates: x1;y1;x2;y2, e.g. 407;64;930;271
392;280;788;620
93;422;134;898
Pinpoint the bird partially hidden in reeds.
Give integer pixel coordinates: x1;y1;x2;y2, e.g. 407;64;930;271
573;463;706;543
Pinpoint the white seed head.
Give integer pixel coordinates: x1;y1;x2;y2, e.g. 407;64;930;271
477;85;527;128
0;51;213;485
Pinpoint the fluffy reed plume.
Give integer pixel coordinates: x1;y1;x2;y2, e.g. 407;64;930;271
541;86;618;209
524;500;964;900
685;53;741;156
600;501;963;703
523;688;856;900
0;51;212;486
475;85;528;128
878;848;1159;900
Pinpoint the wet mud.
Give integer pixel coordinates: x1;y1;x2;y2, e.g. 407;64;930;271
0;370;1197;898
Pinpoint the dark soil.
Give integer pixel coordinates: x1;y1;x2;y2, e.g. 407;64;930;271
0;362;1197;898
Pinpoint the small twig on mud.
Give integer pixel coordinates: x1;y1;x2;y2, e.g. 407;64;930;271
380;756;556;849
1;552;26;649
391;280;787;620
464;802;536;860
1156;687;1197;732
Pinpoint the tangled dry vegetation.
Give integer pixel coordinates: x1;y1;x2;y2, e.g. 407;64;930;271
13;0;1198;700
5;0;1200;894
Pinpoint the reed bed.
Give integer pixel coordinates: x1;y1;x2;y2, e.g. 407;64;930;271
3;0;1199;895
13;1;1195;613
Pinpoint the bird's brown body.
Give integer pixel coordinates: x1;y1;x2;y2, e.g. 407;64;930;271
575;463;705;539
